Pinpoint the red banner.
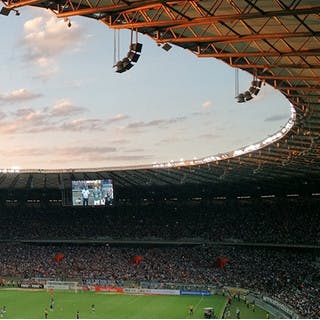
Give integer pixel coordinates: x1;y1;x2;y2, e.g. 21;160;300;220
94;285;123;293
54;253;65;262
131;255;143;264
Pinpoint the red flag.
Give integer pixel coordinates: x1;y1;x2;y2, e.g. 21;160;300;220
54;253;65;262
131;255;143;264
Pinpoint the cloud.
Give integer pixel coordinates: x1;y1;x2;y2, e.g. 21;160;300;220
110;139;130;145
157;136;183;145
59;118;106;132
54;146;152;163
0;108;50;134
202;100;213;108
2;146;117;163
0;89;42;104
106;113;129;124
191;109;212;117
51;148;150;164
124;148;145;153
125;116;187;130
197;133;221;140
48;154;154;165
0;99;130;134
21;15;86;78
2;148;47;158
264;114;289;122
0;100;86;134
0;111;7;121
10;101;85;133
106;154;153;162
50;99;85;117
56;114;130;133
65;78;94;88
56;146;117;156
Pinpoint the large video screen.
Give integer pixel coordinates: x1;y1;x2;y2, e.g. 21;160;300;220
72;179;113;206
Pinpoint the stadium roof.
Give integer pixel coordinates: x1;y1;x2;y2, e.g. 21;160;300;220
0;0;320;196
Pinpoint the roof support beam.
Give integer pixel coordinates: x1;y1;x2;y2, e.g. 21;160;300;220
230;64;320;70
55;0;177;18
197;49;320;58
275;86;320;92
4;0;42;9
107;6;320;29
156;32;320;44
259;75;320;81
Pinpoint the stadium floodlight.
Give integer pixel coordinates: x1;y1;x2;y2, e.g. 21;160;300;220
0;7;11;15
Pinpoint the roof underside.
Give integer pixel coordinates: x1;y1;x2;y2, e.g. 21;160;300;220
1;0;320;194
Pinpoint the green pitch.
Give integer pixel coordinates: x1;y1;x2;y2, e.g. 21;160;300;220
0;289;269;319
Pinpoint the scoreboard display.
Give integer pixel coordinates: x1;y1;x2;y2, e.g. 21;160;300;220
71;179;113;206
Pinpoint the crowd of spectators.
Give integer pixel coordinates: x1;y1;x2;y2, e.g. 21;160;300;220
0;197;319;244
0;197;319;317
0;243;319;318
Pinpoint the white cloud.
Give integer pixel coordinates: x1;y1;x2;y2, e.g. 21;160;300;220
105;154;153;162
197;133;220;140
50;99;85;117
0;89;42;103
157;136;183;145
21;15;86;78
60;118;106;132
0;107;48;134
106;113;129;124
264;114;289;122
125;116;187;130
202;100;213;108
14;108;45;122
0;111;6;121
56;146;117;156
0;99;132;135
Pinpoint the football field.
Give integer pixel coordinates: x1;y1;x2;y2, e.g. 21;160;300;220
0;289;268;318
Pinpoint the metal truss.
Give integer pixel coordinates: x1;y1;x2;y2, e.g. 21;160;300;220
1;0;320;191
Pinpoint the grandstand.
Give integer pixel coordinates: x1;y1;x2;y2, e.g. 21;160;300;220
0;0;319;319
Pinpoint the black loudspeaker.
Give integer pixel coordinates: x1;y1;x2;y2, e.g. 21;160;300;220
0;7;11;16
115;61;125;73
236;93;245;103
127;51;140;63
130;43;143;53
162;43;172;51
244;91;253;101
122;57;134;70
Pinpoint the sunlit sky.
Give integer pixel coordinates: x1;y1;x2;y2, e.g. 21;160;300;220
0;7;292;170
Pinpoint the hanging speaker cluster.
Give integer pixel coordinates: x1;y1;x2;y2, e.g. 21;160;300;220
0;7;20;16
236;79;262;103
0;7;11;15
114;42;143;73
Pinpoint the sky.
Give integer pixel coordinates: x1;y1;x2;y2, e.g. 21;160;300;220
0;7;292;170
